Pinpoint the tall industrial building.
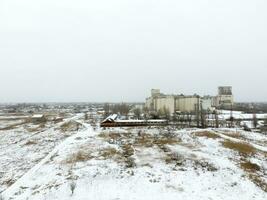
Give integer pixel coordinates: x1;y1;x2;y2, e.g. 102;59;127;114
214;86;234;108
145;86;234;115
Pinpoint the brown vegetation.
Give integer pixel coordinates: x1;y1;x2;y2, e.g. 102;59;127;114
221;140;256;155
100;147;121;159
194;131;221;139
60;121;83;132
248;174;267;192
24;140;37;145
64;150;93;164
240;161;261;172
98;132;123;140
192;159;218;172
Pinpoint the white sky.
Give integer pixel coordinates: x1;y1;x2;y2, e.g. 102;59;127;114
0;0;266;102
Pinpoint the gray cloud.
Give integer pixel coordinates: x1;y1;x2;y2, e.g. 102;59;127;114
0;0;266;102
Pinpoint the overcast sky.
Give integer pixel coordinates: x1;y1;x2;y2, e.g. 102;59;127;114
0;0;266;103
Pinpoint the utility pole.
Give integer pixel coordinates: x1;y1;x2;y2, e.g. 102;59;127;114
215;110;219;128
200;100;207;128
195;96;200;128
230;104;233;128
253;113;258;129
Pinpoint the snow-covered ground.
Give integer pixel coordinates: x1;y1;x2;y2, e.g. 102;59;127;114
0;114;267;200
218;110;267;120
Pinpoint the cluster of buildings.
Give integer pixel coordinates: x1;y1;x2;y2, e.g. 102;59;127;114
145;86;234;115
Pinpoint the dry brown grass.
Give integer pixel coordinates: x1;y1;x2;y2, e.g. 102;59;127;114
60;121;83;132
98;132;122;140
98;145;136;168
239;160;267;192
240;161;261;172
154;137;180;146
64;150;93;164
100;147;121;159
24;140;37;145
221;140;256;155
192;159;218;172
194;131;221;139
134;133;180;148
165;152;184;165
248;174;267;192
134;134;154;147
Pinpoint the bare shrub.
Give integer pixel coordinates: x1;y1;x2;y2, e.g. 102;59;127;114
193;160;218;172
70;181;76;196
122;144;134;157
165;152;184;165
125;157;136;168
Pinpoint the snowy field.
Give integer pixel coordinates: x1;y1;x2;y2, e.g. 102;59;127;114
0;113;267;200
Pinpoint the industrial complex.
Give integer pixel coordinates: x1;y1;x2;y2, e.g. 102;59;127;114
145;86;234;115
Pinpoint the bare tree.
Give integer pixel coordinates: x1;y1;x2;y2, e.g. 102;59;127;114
163;107;170;120
133;108;141;119
84;112;88;121
157;106;170;120
253;113;258;128
143;106;149;119
214;110;219;128
103;103;110;117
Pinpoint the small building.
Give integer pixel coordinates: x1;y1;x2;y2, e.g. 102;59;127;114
101;114;168;127
31;114;46;123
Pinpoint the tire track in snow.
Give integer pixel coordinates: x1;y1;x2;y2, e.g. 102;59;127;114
2;115;93;199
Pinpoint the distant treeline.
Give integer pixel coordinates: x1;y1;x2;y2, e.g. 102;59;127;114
233;102;267;113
